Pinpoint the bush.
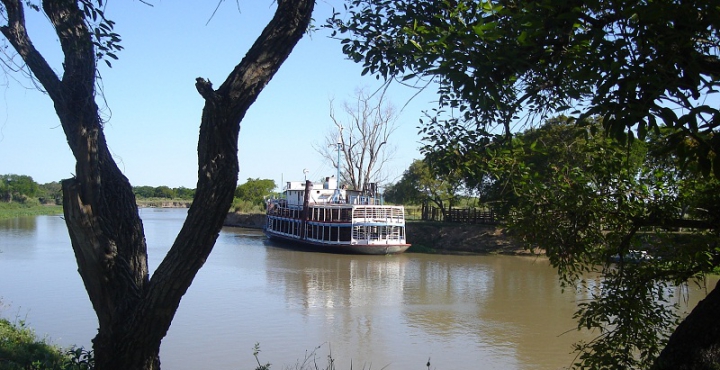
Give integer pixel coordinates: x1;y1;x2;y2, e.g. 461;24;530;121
0;318;93;370
231;199;264;214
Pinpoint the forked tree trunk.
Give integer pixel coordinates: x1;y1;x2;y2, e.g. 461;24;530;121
1;0;314;369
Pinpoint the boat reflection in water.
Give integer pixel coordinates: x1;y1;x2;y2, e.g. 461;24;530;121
258;240;596;370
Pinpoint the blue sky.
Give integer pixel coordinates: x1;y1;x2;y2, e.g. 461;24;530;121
0;1;436;189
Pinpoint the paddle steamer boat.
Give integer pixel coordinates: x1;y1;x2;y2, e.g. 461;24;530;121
264;176;410;254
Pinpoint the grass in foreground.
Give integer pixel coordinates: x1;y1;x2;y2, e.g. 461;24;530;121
0;318;93;370
0;321;427;370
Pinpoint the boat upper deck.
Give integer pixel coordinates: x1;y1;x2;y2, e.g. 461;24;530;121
267;176;406;225
267;200;405;224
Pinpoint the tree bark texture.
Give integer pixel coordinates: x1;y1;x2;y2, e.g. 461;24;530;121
2;0;314;369
653;279;720;370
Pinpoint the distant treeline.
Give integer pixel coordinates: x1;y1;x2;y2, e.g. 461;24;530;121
132;185;195;200
1;174;279;209
1;174;62;205
1;174;199;205
2;174;283;216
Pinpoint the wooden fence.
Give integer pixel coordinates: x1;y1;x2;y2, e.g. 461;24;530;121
420;204;498;224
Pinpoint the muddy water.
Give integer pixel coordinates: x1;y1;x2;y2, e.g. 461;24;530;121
0;208;715;369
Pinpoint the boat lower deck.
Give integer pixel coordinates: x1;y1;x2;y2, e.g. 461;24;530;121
265;231;410;254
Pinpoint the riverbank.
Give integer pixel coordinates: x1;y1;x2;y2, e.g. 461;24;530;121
0;204;63;220
223;212;530;255
0;199;191;220
406;221;530;255
136;199;192;208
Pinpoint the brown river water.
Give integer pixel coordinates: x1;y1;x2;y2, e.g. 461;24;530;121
0;208;716;369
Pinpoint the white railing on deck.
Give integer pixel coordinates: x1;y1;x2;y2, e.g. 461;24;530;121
351;206;405;224
351;225;406;244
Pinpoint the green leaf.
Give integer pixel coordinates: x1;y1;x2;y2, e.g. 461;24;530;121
409;39;423;51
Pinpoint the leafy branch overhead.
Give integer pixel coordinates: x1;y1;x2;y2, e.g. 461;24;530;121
23;0;125;67
79;0;123;67
328;0;720;177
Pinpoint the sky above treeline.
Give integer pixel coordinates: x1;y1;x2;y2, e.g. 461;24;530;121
0;1;437;190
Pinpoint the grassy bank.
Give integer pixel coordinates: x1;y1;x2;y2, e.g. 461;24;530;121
135;198;192;208
0;203;63;220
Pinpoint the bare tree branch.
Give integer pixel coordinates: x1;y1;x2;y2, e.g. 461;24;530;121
315;87;399;190
0;0;62;98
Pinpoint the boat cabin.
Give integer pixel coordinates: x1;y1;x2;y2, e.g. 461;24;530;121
284;176;370;206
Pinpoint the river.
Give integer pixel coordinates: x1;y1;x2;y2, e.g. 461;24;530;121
0;208;715;369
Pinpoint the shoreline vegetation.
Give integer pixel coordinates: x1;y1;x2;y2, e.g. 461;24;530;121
0;203;63;220
0;198;192;220
0;317;93;370
135;199;192;208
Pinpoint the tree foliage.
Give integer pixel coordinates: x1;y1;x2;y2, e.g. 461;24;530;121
235;178;276;206
498;119;720;369
328;0;720;176
329;1;720;368
153;185;174;199
0;175;62;204
429;114;719;368
384;159;462;214
37;181;62;204
118;185;195;199
315;87;399;191
0;174;39;201
453;114;719;368
479;116;645;210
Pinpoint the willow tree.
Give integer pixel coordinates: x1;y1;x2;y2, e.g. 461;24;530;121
329;1;720;369
0;0;314;369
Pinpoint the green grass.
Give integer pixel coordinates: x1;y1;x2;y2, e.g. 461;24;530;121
135;198;192;208
0;203;63;220
0;318;93;370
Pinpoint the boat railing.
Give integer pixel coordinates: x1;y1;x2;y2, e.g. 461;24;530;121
268;199;407;225
266;202;303;219
310;196;381;206
348;195;382;205
351;206;406;224
308;206;353;223
351;224;406;243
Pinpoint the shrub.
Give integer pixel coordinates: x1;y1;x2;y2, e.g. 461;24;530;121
0;318;93;370
232;199;264;213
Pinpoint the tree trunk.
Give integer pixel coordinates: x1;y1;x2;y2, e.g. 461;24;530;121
2;0;315;369
653;280;720;370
